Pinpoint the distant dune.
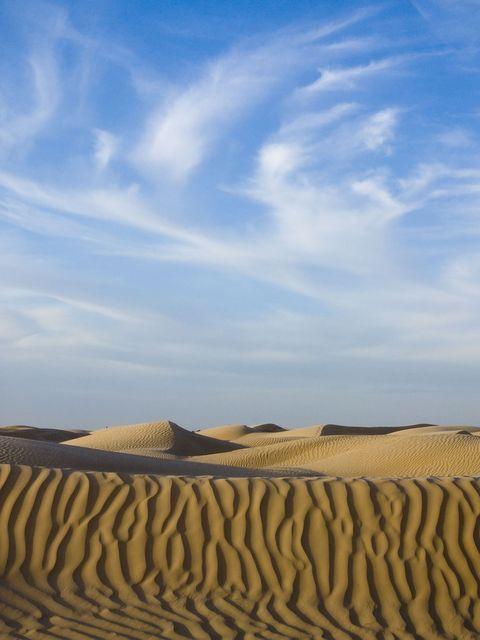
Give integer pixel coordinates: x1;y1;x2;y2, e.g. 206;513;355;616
65;419;245;456
197;422;285;441
1;420;480;638
0;424;89;442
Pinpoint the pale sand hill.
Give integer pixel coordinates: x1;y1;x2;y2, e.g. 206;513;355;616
276;424;326;437
1;421;480;638
201;423;480;452
218;424;326;448
230;431;311;447
321;423;435;436
248;422;285;433
197;422;285;441
199;427;294;449
192;433;386;468
192;429;480;477
1;465;480;639
0;435;308;478
0;424;89;442
196;423;251;440
65;420;244;456
305;431;480;476
387;424;480;436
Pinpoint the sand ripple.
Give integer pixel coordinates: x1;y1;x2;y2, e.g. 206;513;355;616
1;464;480;638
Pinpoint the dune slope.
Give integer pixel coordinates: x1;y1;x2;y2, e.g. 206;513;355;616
305;431;480;476
1;465;480;639
197;422;285;441
65;420;244;456
0;435;302;478
0;425;88;442
193;430;480;477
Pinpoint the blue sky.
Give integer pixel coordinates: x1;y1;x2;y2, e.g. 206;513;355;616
1;0;480;428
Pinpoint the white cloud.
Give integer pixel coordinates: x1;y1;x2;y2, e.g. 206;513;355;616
134;42;296;181
257;142;307;180
410;0;480;46
358;108;399;150
93;129;118;170
277;103;359;137
351;177;407;222
0;49;60;152
0;170;196;241
443;255;480;296
437;127;473;148
299;57;399;94
133;14;377;181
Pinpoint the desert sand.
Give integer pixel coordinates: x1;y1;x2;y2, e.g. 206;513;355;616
1;420;480;638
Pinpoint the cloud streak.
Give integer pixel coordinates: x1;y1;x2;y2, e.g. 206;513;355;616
133;9;378;181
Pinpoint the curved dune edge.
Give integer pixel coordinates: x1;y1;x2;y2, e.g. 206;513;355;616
3;423;480;477
191;431;480;476
1;464;480;639
64;420;245;456
0;424;89;442
0;435;310;478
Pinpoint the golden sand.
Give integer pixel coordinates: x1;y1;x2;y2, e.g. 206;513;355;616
0;421;479;638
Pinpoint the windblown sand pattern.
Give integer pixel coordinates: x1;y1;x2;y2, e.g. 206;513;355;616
67;420;244;456
1;421;480;638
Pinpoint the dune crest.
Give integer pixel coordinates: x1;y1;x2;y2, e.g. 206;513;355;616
196;423;250;440
65;419;244;456
197;422;285;441
0;424;89;442
0;435;305;477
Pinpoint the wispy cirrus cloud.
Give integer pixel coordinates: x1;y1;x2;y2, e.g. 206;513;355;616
132;9;379;181
298;57;402;95
93;129;118;170
0;48;60;152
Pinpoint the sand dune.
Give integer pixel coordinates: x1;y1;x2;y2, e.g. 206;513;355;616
1;464;480;638
306;431;480;476
277;424;326;437
231;431;310;448
65;420;244;456
387;424;480;436
0;424;89;442
1;420;480;638
192;433;380;468
192;427;480;477
319;423;436;435
249;422;285;433
199;425;292;449
0;435;304;478
197;422;285;441
196;423;251;440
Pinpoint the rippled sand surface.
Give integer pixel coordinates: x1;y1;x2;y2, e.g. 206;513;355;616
1;421;480;639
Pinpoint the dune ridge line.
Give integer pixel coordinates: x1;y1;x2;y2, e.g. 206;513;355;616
1;463;480;638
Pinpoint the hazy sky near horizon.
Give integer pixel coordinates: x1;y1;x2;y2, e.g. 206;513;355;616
1;0;480;429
